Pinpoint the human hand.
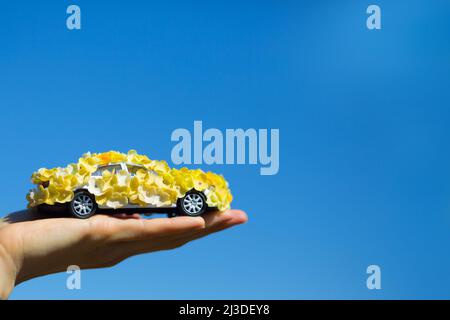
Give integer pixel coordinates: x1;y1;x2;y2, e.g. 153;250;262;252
0;209;247;299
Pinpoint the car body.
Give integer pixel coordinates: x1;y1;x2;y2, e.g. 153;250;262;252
27;150;232;219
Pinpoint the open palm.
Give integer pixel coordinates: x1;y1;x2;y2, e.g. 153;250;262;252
0;209;247;299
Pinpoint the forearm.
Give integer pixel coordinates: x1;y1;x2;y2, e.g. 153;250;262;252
0;243;17;299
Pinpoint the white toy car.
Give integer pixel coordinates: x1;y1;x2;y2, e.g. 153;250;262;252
27;151;232;219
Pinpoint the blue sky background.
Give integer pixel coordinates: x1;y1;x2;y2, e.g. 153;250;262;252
1;0;450;299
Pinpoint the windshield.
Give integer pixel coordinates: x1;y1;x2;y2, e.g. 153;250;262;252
127;165;146;176
92;164;122;176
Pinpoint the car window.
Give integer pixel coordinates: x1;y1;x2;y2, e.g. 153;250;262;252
92;164;122;176
127;165;146;176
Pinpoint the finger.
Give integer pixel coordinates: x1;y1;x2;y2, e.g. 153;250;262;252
203;209;248;232
159;210;248;247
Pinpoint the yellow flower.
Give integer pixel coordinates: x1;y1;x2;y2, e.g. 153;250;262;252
31;168;57;184
162;172;175;185
148;160;170;173
114;170;131;192
138;185;161;206
127;150;152;166
105;192;129;209
128;176;141;204
78;157;98;176
30;185;51;205
48;184;74;203
94;151;127;164
170;168;194;195
191;170;209;192
87;176;112;196
206;171;227;188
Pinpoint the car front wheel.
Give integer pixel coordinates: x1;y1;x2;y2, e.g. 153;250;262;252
177;190;207;217
70;190;98;219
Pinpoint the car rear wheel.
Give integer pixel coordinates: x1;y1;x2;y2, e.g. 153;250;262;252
177;190;207;217
70;190;97;219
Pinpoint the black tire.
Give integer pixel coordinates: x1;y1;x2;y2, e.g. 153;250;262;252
69;190;98;219
177;190;207;217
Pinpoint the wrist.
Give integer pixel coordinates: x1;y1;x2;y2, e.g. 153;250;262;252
0;242;17;299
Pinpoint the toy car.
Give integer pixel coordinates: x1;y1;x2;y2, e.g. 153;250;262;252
26;150;232;219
